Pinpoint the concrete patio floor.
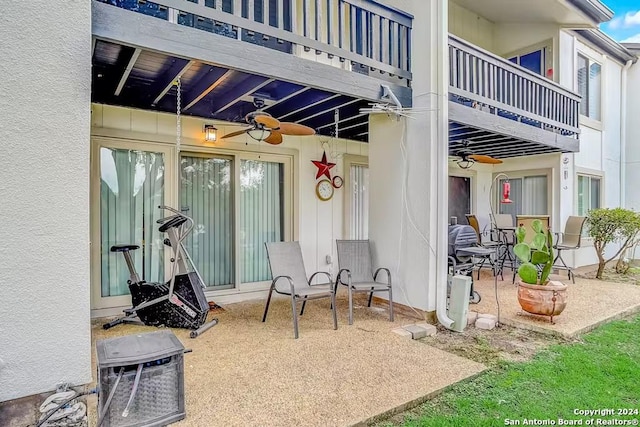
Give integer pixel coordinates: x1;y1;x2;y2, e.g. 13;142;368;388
471;270;640;337
89;294;485;427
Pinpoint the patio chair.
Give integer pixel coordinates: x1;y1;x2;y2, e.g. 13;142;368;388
553;216;586;284
263;241;337;339
465;214;502;279
335;240;394;325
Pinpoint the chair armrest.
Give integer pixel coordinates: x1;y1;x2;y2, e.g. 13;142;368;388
374;268;391;286
337;268;351;286
272;275;295;294
308;271;332;286
553;231;563;246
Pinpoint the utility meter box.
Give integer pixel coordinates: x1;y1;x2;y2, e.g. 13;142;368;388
447;274;472;332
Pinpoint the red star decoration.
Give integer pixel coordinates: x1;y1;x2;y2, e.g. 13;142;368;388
311;151;336;180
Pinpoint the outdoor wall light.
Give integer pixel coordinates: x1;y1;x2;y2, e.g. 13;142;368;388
204;125;217;142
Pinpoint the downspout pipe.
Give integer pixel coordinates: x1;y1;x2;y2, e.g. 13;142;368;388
435;0;454;329
620;59;633;208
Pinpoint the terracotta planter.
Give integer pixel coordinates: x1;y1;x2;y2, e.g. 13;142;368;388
516;280;568;323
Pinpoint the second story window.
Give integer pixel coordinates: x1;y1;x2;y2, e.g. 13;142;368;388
577;54;601;121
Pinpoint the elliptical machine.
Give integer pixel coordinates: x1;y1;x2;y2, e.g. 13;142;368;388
103;206;219;338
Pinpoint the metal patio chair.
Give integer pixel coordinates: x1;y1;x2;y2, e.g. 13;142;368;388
553;216;586;284
263;241;337;339
335;240;394;325
465;214;502;279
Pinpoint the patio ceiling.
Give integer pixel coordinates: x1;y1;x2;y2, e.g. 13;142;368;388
449;121;571;160
92;39;372;142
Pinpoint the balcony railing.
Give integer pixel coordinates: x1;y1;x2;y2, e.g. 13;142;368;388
96;0;412;84
448;35;581;137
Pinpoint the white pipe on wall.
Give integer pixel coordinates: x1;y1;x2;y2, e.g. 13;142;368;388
620;59;633;208
435;0;454;329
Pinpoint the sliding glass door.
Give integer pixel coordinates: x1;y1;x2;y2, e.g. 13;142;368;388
179;154;287;287
92;140;291;309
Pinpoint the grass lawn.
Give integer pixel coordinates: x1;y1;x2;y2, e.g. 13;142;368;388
381;315;640;427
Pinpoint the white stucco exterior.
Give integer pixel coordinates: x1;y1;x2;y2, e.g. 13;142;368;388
0;3;92;401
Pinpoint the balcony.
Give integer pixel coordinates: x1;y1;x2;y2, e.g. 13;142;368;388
91;1;412;142
448;35;581;159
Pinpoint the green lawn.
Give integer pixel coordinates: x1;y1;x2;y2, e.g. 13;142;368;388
385;316;640;427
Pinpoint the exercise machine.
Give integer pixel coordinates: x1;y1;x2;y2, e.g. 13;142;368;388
103;206;218;338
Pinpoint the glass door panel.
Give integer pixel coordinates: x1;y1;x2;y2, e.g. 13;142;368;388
240;159;284;283
99;147;165;298
180;154;234;289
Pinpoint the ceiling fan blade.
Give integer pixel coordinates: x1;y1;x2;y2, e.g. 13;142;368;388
263;130;283;145
277;122;315;136
469;154;503;164
221;128;250;139
253;114;280;129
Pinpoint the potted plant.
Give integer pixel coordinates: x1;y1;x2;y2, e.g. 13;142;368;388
514;219;568;323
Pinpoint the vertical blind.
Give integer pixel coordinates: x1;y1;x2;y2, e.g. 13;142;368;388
180;156;234;288
100;148;165;297
350;164;369;239
240;160;284;283
577;55;601;120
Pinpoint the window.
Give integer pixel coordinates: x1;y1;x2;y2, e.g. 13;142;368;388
577;54;601;120
498;175;548;223
507;45;552;77
343;155;368;239
577;174;601;216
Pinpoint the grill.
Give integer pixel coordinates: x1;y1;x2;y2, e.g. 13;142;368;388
448;224;481;264
447;224;496;304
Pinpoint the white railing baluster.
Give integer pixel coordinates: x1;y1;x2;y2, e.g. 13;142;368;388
277;0;284;28
263;0;269;25
327;0;334;46
315;0;321;42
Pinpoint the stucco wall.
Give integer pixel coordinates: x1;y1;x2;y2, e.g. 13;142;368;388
0;3;92;401
370;0;445;313
448;1;495;51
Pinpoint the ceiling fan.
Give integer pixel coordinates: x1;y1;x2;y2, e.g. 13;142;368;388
452;141;503;169
221;99;315;145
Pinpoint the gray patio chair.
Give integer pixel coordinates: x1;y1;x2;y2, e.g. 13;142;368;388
335;240;394;325
553;216;586;284
263;241;337;339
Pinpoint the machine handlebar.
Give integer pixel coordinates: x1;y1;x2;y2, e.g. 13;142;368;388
157;206;194;245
